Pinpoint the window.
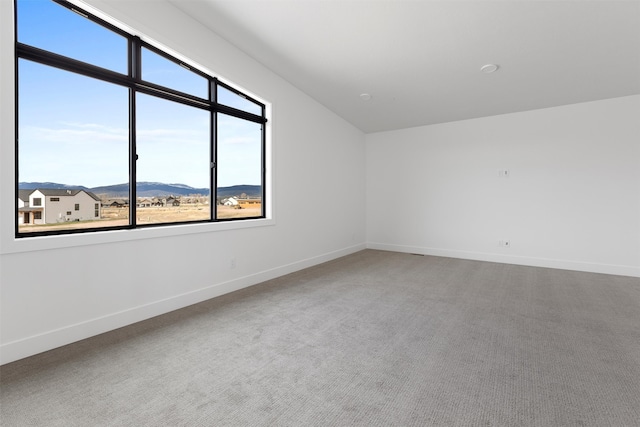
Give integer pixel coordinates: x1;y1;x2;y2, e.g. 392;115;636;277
34;212;42;220
16;0;128;73
33;198;41;206
217;114;263;219
141;46;208;99
15;0;267;237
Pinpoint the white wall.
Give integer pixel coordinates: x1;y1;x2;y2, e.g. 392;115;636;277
37;191;99;224
367;95;640;277
0;0;366;364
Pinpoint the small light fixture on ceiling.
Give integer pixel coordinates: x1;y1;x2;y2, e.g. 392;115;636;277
480;64;499;73
360;93;372;101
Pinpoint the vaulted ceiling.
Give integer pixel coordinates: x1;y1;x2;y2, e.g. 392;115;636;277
170;0;640;133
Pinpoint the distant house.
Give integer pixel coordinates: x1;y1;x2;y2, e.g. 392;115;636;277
18;189;102;225
105;199;128;208
165;196;180;206
137;198;152;208
223;197;239;206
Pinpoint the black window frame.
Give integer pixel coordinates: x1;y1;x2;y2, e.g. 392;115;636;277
14;0;268;238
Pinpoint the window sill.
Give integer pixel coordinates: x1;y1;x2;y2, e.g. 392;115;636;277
1;218;275;255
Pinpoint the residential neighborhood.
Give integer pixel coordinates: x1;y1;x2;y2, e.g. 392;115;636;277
18;188;261;227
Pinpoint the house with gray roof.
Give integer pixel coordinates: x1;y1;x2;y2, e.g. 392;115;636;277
18;189;102;225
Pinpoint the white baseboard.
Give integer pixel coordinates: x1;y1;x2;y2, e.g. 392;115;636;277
366;242;640;278
0;243;366;365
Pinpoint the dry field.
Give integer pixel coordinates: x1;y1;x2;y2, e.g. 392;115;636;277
217;205;262;219
18;203;262;233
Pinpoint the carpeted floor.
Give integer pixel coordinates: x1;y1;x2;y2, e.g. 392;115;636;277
1;250;639;426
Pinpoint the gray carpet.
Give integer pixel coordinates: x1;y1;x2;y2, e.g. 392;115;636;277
1;250;639;426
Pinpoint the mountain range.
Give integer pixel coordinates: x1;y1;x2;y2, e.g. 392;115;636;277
18;182;261;199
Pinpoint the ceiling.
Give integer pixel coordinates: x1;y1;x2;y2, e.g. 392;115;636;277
169;0;640;133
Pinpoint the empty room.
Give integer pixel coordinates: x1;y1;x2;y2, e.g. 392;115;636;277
1;0;639;425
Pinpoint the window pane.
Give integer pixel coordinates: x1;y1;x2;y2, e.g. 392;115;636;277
136;93;210;224
18;60;129;233
17;0;127;74
218;85;262;116
141;47;208;99
217;114;263;219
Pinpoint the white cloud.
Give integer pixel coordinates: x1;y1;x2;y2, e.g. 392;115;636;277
22;123;127;144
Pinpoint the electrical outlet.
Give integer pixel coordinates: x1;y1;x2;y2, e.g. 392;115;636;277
498;240;511;247
498;169;510;178
230;258;236;269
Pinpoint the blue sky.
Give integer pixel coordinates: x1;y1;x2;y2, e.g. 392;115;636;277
17;0;262;189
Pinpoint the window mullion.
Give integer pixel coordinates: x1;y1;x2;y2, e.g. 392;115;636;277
261;123;266;218
211;111;217;221
129;36;141;228
16;43;130;88
211;78;217;221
